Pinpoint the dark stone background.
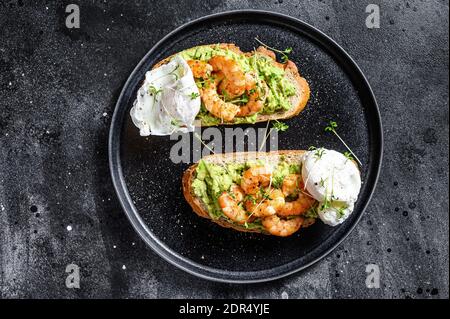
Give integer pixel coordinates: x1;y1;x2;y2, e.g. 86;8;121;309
0;0;448;299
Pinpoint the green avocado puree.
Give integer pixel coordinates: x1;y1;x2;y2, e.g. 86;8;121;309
191;157;303;229
179;45;297;124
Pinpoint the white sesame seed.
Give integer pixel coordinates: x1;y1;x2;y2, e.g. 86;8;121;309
122;265;126;270
67;225;72;231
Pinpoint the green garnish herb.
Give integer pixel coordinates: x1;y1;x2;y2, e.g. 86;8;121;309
259;188;271;200
244;194;257;205
148;85;162;96
344;151;354;161
319;177;326;188
336;205;348;219
170;119;180;127
272;120;289;132
313;147;326;160
255;37;293;63
324;120;362;166
272;175;285;189
258;120;289;152
190;92;200;100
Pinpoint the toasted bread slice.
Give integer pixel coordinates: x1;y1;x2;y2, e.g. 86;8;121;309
182;150;316;234
153;43;310;126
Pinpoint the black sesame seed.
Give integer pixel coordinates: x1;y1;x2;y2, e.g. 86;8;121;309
417;288;423;294
30;206;38;213
387;248;392;253
403;211;408;216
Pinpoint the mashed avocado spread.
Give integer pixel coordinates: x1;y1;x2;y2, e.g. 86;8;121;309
191;157;302;229
179;45;296;124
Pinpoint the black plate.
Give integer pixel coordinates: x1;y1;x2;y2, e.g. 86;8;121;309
109;10;383;283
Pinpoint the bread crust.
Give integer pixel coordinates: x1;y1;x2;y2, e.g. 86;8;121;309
152;43;310;126
182;150;316;234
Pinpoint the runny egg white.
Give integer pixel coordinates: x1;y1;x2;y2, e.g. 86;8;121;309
130;55;200;136
301;149;361;226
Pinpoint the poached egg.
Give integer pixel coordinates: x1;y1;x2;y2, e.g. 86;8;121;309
130;55;200;136
301;149;361;226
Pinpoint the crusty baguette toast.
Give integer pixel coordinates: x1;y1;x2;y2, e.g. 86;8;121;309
182;150;316;234
153;43;310;126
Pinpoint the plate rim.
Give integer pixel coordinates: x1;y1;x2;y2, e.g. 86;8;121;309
108;9;384;283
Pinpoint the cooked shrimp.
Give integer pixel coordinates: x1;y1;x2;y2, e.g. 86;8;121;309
277;193;315;217
237;81;268;117
240;165;273;195
280;174;315;216
201;78;240;122
245;188;285;217
187;60;212;78
218;185;249;224
262;215;303;237
209;56;246;98
282;174;302;196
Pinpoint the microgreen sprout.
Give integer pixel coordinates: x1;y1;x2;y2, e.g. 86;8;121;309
272;120;289;132
148;85;162;96
336;205;348;219
194;132;215;155
189;92;200;100
255;37;293;63
313;147;326;161
319;177;326;188
170;119;180;127
324;120;362;166
258;120;289;151
343;151;354;161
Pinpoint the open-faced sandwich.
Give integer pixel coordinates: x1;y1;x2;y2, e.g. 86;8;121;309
183;149;361;237
130;42;310;135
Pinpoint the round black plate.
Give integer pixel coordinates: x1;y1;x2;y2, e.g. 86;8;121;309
109;10;383;283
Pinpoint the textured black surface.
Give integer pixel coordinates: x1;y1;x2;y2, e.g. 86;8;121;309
112;11;381;282
0;0;448;298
